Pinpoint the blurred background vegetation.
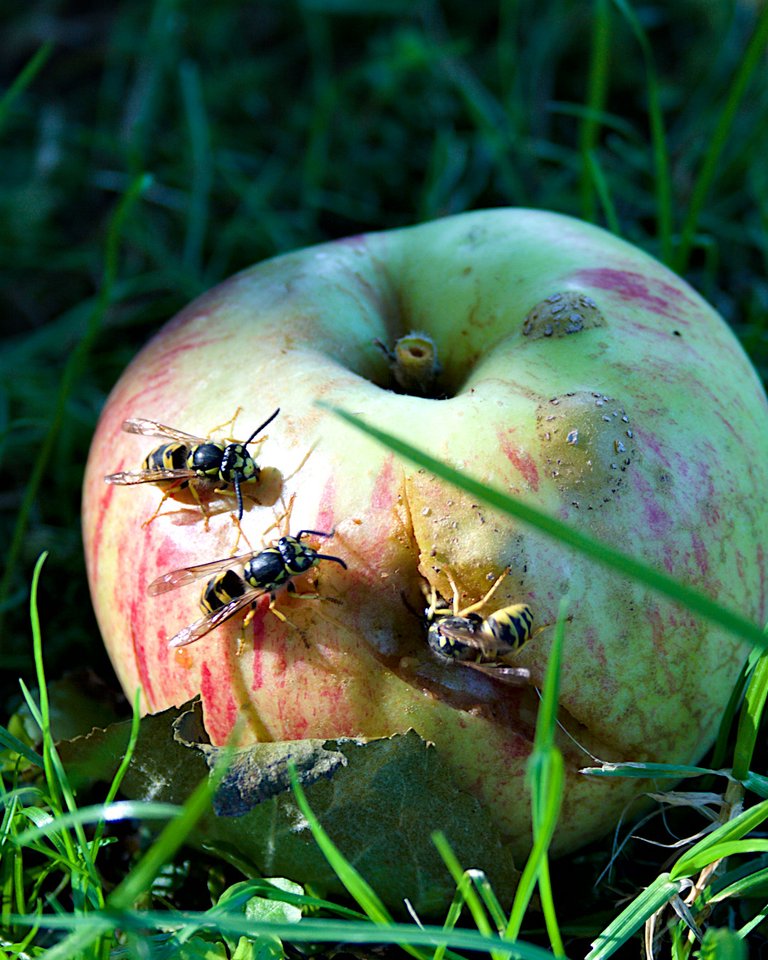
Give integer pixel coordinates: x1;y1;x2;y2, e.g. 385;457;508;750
1;0;767;949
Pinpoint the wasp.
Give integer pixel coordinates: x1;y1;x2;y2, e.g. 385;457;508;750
424;569;539;685
104;408;280;522
148;529;347;648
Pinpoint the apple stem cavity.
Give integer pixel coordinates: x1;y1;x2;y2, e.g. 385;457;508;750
374;331;443;397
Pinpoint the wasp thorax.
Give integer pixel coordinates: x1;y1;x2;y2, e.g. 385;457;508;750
188;442;226;477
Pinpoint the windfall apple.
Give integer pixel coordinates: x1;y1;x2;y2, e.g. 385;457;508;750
83;208;768;867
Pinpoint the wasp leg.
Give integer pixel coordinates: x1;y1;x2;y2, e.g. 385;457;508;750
226;510;253;555
141;477;193;528
261;493;296;540
207;405;244;440
424;581;453;621
281;440;317;484
455;567;511;618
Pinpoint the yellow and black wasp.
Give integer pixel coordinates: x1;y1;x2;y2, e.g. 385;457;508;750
104;408;280;522
424;569;539;685
148;529;347;648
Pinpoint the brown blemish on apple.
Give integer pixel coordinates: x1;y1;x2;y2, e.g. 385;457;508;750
536;391;637;508
572;267;696;322
174;646;194;670
522;291;606;339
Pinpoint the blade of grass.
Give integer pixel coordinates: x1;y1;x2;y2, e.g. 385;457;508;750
741;771;768;798
430;833;503;956
677;840;768;876
710;651;761;771
287;763;392;926
586;873;683;960
11;910;563;959
527;601;569;957
585;148;621;236
732;651;768;781
579;0;611;222
0;726;44;768
12;801;183;847
321;404;768;651
0;41;54;135
670;797;768;880
675;5;768;273
609;0;673;263
91;687;143;860
288;768;509;960
38;743;231;960
506;602;568;949
25;554;104;911
580;761;725;779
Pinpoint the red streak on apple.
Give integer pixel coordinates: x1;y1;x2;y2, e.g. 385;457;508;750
369;454;397;510
315;475;337;532
498;431;540;491
200;657;239;742
690;531;710;577
573;266;696;320
89;480;116;583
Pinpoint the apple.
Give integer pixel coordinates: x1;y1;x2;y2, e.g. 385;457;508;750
83;208;768;871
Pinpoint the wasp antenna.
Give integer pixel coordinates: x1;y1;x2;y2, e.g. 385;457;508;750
296;528;334;540
234;474;245;522
314;552;348;569
245;408;280;446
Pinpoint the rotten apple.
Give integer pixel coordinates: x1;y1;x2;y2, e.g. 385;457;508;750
83;208;768;872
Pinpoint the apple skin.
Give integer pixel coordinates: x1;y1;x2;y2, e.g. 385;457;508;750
83;208;768;862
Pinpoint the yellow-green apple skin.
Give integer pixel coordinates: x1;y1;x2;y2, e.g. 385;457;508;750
83;209;768;861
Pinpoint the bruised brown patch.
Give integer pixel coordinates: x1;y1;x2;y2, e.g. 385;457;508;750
573;268;695;322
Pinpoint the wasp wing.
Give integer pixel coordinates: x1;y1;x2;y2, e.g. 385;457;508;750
148;551;257;596
121;418;210;445
432;616;498;658
464;661;531;686
105;467;196;485
167;589;267;648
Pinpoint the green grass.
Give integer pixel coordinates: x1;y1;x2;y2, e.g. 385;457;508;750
3;0;768;956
